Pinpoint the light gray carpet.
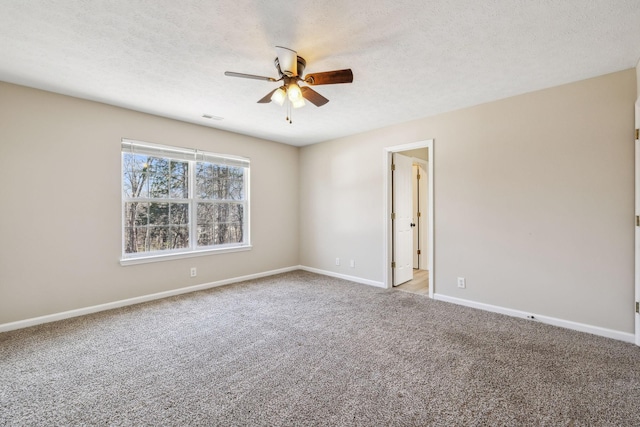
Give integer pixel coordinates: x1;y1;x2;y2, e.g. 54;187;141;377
1;270;639;426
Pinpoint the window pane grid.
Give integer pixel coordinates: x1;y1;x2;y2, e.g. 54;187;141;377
196;163;245;201
122;143;249;258
196;201;245;247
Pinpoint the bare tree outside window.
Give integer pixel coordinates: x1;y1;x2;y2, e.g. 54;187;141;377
122;141;249;259
196;163;245;246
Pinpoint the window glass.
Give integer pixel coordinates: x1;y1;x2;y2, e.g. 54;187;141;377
122;140;249;259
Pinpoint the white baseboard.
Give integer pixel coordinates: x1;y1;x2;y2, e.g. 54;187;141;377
5;268;630;344
298;265;386;288
433;293;635;344
0;266;299;333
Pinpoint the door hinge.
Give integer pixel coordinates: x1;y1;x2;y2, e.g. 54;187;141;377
391;212;396;220
636;129;639;140
417;249;421;255
417;212;422;217
636;215;639;227
417;173;421;180
636;301;639;314
391;262;396;268
391;163;396;171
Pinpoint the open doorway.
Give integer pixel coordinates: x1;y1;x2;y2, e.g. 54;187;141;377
383;140;434;298
395;156;429;295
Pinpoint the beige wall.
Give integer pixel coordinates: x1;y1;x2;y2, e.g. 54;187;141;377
1;69;636;334
0;82;300;324
300;69;636;333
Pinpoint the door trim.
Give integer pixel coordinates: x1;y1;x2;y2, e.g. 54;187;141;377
383;139;434;297
635;103;639;346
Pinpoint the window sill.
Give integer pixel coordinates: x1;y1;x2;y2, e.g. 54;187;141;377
120;245;252;266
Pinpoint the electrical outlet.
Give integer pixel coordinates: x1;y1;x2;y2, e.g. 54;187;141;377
336;258;340;266
457;277;466;288
190;267;197;277
350;259;355;268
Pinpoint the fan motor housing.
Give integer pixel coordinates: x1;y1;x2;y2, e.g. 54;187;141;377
274;56;306;78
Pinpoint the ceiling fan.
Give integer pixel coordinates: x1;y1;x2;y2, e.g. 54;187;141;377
224;46;353;122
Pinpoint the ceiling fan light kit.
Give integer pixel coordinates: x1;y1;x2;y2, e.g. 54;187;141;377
225;46;353;123
287;81;303;102
270;87;286;106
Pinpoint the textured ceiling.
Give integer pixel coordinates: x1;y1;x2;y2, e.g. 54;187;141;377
1;1;639;146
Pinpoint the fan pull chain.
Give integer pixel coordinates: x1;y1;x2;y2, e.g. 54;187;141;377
285;100;292;124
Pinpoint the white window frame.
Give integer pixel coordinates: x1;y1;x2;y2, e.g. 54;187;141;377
120;139;251;266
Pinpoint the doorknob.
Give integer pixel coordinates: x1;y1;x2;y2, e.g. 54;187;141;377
410;223;416;227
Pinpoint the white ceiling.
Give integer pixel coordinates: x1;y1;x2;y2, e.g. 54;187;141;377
1;1;639;146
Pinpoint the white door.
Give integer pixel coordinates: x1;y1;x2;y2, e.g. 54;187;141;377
393;153;413;285
413;164;420;268
635;104;639;346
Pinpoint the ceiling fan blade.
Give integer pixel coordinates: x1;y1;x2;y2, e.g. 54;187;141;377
224;71;276;82
257;88;278;104
301;86;329;107
275;46;297;76
305;69;353;85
